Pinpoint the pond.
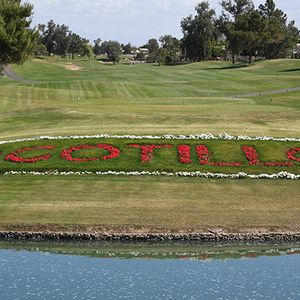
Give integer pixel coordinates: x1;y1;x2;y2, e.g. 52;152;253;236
0;241;299;299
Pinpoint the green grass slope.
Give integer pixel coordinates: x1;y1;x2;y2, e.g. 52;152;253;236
0;58;299;232
0;58;300;139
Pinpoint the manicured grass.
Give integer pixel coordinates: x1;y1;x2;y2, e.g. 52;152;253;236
0;176;299;231
0;58;300;139
0;58;299;231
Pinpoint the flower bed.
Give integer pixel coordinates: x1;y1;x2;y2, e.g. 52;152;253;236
0;133;299;179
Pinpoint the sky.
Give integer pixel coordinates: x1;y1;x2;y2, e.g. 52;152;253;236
27;0;300;46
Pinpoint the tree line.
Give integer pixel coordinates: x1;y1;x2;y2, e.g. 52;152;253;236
0;0;299;71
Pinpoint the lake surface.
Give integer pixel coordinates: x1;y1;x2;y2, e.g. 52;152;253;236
0;242;299;299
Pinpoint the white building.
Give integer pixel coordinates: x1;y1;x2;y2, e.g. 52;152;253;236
293;43;300;58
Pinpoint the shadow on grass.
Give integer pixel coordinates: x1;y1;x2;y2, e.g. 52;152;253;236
279;68;300;73
201;63;249;70
96;58;110;62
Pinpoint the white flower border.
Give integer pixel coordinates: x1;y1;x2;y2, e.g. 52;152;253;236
0;133;300;145
1;133;299;180
2;170;300;180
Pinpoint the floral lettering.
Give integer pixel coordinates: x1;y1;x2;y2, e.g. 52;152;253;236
5;146;54;163
178;145;192;164
61;144;120;162
242;146;293;167
287;148;300;162
196;145;242;167
130;144;173;163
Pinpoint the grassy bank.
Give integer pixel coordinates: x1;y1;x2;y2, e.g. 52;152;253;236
1;58;300;139
0;58;299;232
0;176;299;231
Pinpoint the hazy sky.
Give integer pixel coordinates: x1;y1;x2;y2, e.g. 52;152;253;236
27;0;300;46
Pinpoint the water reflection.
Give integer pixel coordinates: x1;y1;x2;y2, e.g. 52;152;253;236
0;242;299;299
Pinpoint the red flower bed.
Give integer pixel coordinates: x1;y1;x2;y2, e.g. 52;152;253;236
287;148;300;162
5;146;54;163
2;141;299;170
196;145;210;165
242;146;294;167
241;146;259;165
61;144;120;162
130;144;173;163
195;145;242;167
178;145;192;164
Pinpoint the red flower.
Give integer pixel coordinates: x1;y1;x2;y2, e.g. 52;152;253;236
287;148;300;162
196;145;242;166
130;144;173;163
178;145;192;164
241;146;259;165
242;145;293;167
61;144;120;162
196;145;210;165
5;146;54;163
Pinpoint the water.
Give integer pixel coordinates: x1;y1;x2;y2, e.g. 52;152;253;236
0;242;299;300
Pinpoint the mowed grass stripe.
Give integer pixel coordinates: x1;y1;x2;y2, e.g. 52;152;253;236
0;176;299;230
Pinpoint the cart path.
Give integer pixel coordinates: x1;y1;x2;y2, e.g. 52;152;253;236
4;65;37;83
234;86;300;98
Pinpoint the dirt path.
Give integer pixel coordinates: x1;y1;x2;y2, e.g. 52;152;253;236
3;65;36;83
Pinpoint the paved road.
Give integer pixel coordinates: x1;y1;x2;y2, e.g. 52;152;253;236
3;65;36;83
234;86;300;98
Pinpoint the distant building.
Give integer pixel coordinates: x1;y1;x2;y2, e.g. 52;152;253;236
139;48;149;55
293;43;300;58
131;48;149;55
131;48;150;61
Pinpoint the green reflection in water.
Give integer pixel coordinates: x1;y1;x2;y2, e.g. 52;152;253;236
0;241;299;260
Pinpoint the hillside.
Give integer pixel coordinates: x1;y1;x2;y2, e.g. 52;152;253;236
1;58;300;139
0;58;299;233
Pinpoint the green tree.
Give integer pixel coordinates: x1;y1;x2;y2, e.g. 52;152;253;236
285;21;300;59
210;40;227;60
181;1;217;61
81;42;93;60
144;38;159;62
220;0;254;19
40;20;57;55
54;24;70;57
93;38;102;56
39;20;71;57
68;33;82;60
219;0;255;63
157;48;168;66
34;43;48;57
0;0;37;72
145;38;159;53
101;41;122;64
159;35;182;65
259;0;299;59
122;42;132;55
234;10;266;63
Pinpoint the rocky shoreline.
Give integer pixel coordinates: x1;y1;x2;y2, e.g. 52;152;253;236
0;231;300;243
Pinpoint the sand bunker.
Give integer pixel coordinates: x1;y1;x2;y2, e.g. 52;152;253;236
63;63;82;71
